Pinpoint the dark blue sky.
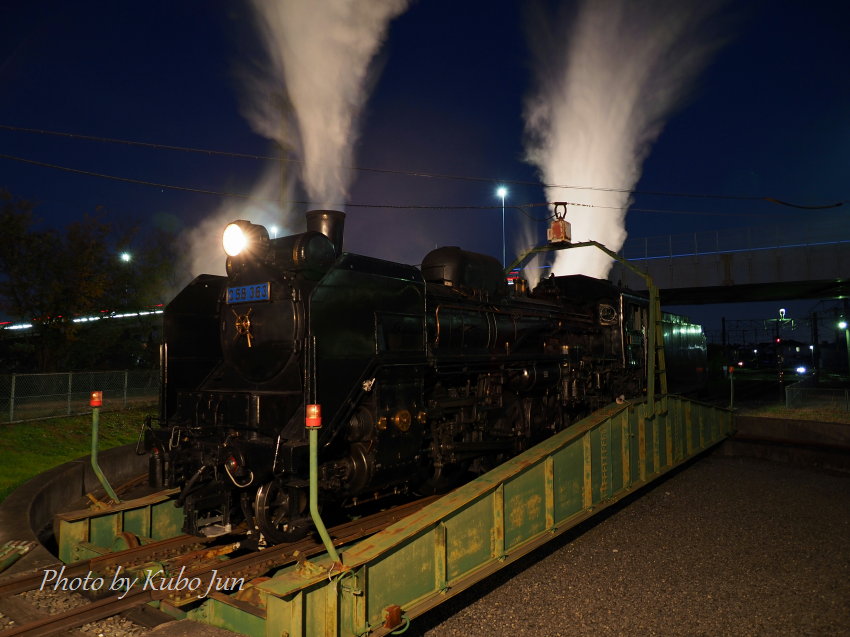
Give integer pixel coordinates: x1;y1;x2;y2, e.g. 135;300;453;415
1;0;848;330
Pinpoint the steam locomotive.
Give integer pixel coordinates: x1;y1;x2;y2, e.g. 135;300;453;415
144;210;705;543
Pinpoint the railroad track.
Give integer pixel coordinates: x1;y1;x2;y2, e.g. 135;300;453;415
0;496;437;636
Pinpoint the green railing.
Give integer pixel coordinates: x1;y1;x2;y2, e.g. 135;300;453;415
192;396;733;637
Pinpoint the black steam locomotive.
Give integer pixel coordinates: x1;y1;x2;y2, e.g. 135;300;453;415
144;210;705;543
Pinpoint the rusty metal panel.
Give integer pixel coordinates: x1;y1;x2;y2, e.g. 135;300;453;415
150;498;184;540
55;490;183;563
445;497;493;582
308;583;338;636
504;464;546;549
194;597;265;637
265;588;303;637
122;506;151;538
366;534;435;627
89;512;121;548
627;409;641;484
552;432;585;522
56;519;90;563
491;484;505;559
655;404;666;468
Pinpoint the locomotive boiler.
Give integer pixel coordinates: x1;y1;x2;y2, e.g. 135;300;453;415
144;210;705;543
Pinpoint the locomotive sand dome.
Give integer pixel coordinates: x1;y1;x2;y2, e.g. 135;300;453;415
144;210;706;544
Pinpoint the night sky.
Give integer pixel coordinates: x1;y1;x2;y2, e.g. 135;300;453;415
1;0;848;331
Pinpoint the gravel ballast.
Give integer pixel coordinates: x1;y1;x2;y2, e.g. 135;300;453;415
412;453;850;636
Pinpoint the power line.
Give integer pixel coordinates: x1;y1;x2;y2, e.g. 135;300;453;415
0;124;282;163
0;152;257;199
0;152;826;221
0;151;530;210
4;123;841;206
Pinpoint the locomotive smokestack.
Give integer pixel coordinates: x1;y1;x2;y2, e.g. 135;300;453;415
306;210;346;257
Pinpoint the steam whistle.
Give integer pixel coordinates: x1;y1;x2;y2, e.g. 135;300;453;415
547;202;572;244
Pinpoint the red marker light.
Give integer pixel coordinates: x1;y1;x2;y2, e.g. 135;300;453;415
305;404;322;428
90;391;103;407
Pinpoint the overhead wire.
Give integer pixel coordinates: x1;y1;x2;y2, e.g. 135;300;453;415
3;123;844;208
0;151;837;223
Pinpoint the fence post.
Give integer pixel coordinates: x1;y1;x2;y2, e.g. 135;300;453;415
67;372;73;416
123;370;129;408
9;374;14;422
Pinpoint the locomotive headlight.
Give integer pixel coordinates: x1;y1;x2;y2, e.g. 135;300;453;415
223;222;249;257
222;220;270;259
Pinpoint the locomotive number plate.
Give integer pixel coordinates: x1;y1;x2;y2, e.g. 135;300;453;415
226;282;270;304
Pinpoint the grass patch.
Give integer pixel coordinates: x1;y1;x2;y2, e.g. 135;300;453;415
0;406;155;503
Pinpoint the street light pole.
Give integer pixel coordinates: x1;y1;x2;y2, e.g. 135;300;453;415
496;186;507;267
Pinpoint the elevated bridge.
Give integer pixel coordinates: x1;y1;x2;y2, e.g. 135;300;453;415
608;217;850;304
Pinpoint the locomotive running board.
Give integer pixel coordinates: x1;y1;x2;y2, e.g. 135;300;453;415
191;396;733;637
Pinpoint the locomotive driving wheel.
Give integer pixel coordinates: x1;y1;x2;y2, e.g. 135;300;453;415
254;481;309;544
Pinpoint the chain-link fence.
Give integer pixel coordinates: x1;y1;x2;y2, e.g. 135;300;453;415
786;379;850;411
0;370;159;423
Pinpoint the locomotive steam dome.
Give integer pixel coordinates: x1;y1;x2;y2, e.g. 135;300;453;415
422;246;506;298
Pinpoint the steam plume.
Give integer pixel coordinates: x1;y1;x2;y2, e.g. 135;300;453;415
183;0;408;281
523;0;727;278
243;0;409;209
187;171;291;279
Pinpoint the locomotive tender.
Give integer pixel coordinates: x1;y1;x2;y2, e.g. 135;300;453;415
145;210;705;543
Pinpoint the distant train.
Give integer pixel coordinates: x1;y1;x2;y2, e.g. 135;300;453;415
144;210;706;543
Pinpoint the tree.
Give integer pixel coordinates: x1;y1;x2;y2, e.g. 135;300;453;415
0;190;177;371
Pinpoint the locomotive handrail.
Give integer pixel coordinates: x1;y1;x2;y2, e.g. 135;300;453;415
506;240;665;413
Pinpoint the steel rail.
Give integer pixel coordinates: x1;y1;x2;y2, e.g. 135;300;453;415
0;534;207;598
0;496;437;637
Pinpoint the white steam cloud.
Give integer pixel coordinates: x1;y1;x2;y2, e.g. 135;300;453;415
243;0;409;208
183;0;408;282
523;0;727;279
187;171;294;279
